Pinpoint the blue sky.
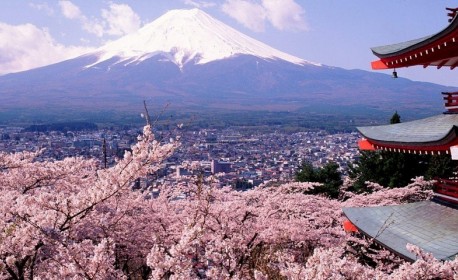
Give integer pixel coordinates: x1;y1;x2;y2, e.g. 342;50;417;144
1;1;457;86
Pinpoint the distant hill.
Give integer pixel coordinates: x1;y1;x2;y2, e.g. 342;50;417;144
23;122;98;132
0;8;455;124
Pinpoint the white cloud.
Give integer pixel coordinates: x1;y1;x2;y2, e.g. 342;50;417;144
82;18;105;37
183;0;217;8
221;0;307;32
262;0;307;31
0;22;94;75
221;0;267;32
58;1;141;38
101;3;141;36
58;0;82;20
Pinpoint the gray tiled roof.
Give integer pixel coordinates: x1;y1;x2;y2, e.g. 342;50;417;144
357;114;458;143
371;15;458;58
371;35;432;56
343;200;458;261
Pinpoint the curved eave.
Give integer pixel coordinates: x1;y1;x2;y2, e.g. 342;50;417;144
371;14;458;69
357;114;458;152
361;137;458;154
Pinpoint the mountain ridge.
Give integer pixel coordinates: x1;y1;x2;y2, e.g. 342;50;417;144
0;8;455;124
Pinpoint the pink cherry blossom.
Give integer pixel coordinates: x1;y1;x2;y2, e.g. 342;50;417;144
0;125;454;279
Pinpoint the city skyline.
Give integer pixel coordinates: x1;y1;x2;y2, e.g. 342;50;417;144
1;1;458;86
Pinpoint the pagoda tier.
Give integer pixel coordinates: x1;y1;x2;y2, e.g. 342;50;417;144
358;114;458;156
343;199;458;261
358;92;458;158
343;177;458;261
371;8;458;70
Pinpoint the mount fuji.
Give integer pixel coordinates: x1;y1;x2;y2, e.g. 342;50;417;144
0;8;454;123
87;9;314;69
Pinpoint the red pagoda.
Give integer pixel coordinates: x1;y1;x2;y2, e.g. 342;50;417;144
343;7;458;261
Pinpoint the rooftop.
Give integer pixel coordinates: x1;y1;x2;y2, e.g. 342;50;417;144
343;200;458;261
371;8;458;69
357;114;458;144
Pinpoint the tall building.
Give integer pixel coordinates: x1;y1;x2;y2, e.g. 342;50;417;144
211;160;232;174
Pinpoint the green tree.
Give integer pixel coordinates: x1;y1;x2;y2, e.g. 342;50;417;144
233;179;253;191
425;154;456;180
390;111;401;124
296;161;342;198
349;151;429;191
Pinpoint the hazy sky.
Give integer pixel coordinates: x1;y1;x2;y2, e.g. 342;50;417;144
1;1;458;86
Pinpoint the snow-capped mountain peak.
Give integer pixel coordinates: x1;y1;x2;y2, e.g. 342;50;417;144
86;8;320;69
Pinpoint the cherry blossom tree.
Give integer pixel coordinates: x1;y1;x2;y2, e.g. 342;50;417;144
0;126;177;279
0;125;455;279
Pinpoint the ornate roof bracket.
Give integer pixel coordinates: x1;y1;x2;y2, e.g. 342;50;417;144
447;7;458;22
443;91;458;113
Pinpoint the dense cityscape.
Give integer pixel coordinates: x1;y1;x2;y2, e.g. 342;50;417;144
0;124;360;188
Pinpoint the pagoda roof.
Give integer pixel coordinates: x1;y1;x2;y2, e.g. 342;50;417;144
357;93;458;155
371;9;458;69
358;114;458;145
372;35;435;58
343;200;458;261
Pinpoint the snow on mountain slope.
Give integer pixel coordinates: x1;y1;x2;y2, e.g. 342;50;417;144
86;8;320;69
